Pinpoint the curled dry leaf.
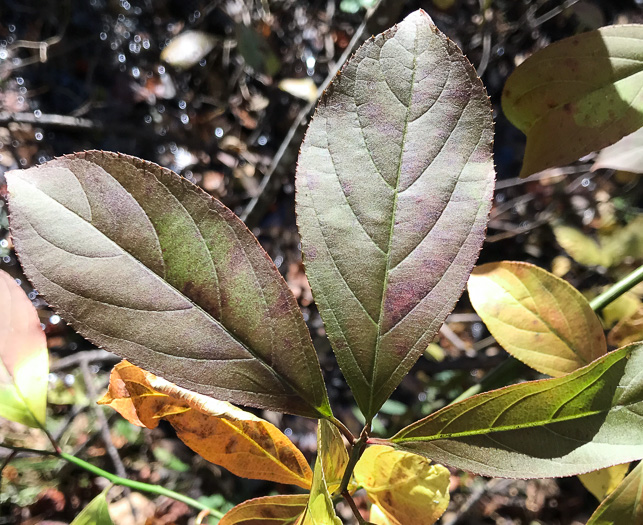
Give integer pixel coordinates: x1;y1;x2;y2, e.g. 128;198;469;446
502;25;643;177
296;9;495;420
353;445;450;525
0;269;48;428
219;494;309;525
468;261;607;377
99;361;313;489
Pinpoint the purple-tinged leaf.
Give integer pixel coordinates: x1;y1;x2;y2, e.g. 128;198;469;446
6;151;331;419
296;10;495;419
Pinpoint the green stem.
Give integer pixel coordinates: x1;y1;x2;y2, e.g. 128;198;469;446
1;444;223;520
336;434;367;496
590;264;643;312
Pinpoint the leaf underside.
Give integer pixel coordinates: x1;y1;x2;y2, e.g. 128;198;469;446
393;343;643;478
6;151;330;418
219;494;309;525
296;9;495;419
502;24;643;177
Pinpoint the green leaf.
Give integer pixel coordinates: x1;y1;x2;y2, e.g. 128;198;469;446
296;9;495;420
587;461;643;525
502;25;643;177
468;261;607;377
6;151;330;419
0;269;49;427
392;343;643;478
71;489;114;525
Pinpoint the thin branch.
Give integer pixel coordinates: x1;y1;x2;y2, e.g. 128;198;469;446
79;357;127;478
590;264;643;312
342;490;370;525
0;444;224;519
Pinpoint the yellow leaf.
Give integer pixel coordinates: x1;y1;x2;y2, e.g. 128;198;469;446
553;225;609;267
99;361;312;488
354;446;450;525
579;463;631;502
219;494;309;525
608;306;643;347
318;420;349;494
601;292;641;328
468;262;607;377
0;269;49;428
369;504;393;525
297;421;344;525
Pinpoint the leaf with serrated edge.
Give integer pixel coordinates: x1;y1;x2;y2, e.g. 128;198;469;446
468;262;607;377
99;361;313;488
579;463;631;502
392;343;643;478
296;9;494;420
219;494;309;525
502;25;643;177
587;461;642;525
354;445;449;525
6;151;330;419
0;269;48;427
71;489;114;525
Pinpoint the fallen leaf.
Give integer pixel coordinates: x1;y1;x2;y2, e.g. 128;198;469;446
219;495;309;525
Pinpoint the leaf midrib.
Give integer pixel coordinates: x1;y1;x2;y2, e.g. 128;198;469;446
16;174;321;415
392;406;611;443
368;27;419;419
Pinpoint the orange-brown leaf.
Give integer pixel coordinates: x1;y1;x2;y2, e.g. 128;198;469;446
219;495;308;525
99;361;312;488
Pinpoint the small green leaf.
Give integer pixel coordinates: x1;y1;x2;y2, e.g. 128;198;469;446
502;25;643;177
6;151;330;419
392;343;643;478
0;269;49;427
468;261;607;377
587;462;643;525
296;9;495;420
71;489;114;525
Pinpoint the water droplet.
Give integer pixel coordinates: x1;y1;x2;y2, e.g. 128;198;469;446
142;39;150;49
284;427;292;436
581;177;590;187
0;50;8;60
34;109;42;118
157;104;165;113
178;100;186;109
8;25;16;33
158;65;165;74
16;76;24;85
306;56;316;69
2;256;11;263
64;374;75;386
100;32;107;41
180;114;189;124
194;10;201;18
50;314;61;324
35;131;43;140
215;127;224;138
144;114;152;123
118;53;126;63
199;58;206;67
129;41;140;54
131;66;140;78
0;239;7;248
274;255;284;268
